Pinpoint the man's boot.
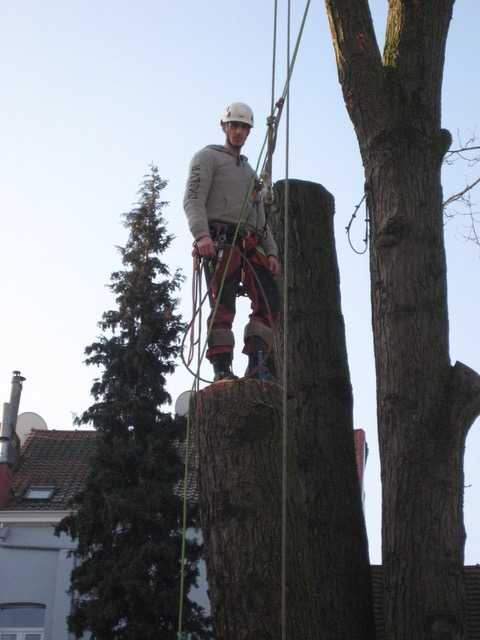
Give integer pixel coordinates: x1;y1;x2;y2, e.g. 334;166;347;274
211;353;238;382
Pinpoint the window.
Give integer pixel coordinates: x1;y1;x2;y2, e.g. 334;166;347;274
0;634;43;640
0;605;45;640
0;633;43;640
24;485;55;500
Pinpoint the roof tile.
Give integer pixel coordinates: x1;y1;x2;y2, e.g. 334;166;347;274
6;429;98;511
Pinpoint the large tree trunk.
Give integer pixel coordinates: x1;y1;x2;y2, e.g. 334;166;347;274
368;125;469;640
193;180;374;639
324;2;480;637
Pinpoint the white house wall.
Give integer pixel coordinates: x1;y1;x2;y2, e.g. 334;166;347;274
0;523;79;640
0;521;209;638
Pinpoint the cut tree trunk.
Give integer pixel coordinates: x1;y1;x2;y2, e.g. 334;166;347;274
193;180;374;640
193;380;312;640
272;180;374;639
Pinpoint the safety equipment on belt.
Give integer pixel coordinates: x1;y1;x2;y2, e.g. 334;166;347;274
221;102;254;128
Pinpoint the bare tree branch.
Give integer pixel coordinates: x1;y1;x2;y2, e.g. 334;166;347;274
444;187;480;249
467;209;480;246
444;131;480;166
463;199;480;247
443;176;480;208
446;145;480;155
443;131;480;248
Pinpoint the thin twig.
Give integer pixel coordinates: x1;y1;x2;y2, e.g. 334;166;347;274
465;208;480;247
446;145;480;156
443;177;480;208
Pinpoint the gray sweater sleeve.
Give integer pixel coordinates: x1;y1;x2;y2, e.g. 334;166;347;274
183;149;215;241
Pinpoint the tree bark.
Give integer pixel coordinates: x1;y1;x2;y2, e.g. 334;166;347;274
193;180;374;639
323;2;480;637
194;381;313;640
271;180;374;639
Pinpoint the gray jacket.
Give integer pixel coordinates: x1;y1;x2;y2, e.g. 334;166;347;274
183;145;278;257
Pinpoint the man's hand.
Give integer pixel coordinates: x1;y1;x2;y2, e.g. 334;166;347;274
268;255;281;276
195;236;216;258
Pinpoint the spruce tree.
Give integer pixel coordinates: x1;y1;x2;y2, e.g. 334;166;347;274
57;166;211;639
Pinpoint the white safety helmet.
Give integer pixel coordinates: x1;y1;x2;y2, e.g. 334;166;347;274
221;102;254;128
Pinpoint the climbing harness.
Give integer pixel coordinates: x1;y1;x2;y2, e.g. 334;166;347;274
181;237;277;385
177;1;312;637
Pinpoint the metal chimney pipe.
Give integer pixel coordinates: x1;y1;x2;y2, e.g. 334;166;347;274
0;371;26;464
8;371;25;428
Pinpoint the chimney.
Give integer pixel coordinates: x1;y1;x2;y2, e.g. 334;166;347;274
0;371;26;507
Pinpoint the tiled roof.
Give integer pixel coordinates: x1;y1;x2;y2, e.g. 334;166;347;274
6;429;98;511
3;428;198;512
371;565;480;639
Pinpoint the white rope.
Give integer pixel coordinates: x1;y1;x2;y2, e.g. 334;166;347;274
281;3;291;639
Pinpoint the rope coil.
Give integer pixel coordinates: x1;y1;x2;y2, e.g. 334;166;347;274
181;243;277;385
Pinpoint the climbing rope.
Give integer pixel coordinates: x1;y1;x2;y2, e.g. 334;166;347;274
346;192;369;254
176;1;312;637
260;0;311;202
176;395;195;640
176;164;266;639
271;0;278;114
281;1;291;637
186;256;201;369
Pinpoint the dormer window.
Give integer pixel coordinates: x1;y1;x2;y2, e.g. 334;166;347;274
24;485;55;500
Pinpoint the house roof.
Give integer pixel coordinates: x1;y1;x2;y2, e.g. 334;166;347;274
6;429;98;511
2;428;198;512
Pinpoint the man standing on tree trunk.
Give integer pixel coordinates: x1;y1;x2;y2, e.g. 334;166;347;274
183;102;281;382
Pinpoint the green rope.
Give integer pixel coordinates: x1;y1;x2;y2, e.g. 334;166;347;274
280;0;311;104
176;2;312;636
271;0;278;115
176;405;193;638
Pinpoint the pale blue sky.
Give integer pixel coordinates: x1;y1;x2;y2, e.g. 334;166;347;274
1;1;479;564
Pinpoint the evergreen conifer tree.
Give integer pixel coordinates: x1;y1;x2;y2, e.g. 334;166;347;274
57;167;211;639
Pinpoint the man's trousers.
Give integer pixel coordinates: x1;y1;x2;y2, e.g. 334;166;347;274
204;228;280;361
